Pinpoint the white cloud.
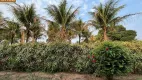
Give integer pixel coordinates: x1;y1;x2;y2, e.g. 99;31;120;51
90;9;95;12
68;0;84;7
0;4;13;19
100;0;106;4
82;4;88;11
80;13;85;16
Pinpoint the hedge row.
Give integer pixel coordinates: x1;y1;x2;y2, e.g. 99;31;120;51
0;42;95;73
0;41;142;75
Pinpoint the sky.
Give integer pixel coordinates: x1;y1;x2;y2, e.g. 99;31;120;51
0;0;142;42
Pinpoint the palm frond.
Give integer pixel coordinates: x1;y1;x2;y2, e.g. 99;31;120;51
110;13;142;24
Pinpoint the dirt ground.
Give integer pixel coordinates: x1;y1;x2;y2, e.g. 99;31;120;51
0;72;142;80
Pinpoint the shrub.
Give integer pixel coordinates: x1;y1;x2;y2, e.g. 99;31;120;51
122;41;142;74
0;42;95;73
91;42;133;80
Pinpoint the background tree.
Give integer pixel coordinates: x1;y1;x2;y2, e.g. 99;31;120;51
47;22;60;42
96;25;137;41
30;17;45;42
90;0;138;41
45;0;79;41
70;19;91;44
0;12;5;29
0;12;6;42
70;19;84;44
82;28;92;43
108;25;137;41
0;12;3;41
66;29;76;43
10;4;37;42
0;20;20;44
120;30;137;41
0;12;3;25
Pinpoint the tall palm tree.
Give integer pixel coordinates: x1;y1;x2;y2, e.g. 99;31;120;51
10;4;37;42
90;0;138;41
45;0;79;41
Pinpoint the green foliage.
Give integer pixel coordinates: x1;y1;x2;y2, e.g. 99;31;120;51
45;0;79;41
0;20;20;44
45;0;78;27
121;30;137;41
0;41;142;75
122;41;142;74
47;22;60;42
70;19;92;44
108;25;137;41
10;4;42;42
0;42;95;73
90;0;137;41
92;42;133;79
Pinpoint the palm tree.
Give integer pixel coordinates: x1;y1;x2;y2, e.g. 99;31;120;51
82;27;92;43
0;12;2;20
0;12;2;25
0;20;20;44
90;0;138;41
0;12;6;42
30;18;45;42
71;19;90;44
0;12;5;27
45;0;79;41
66;29;76;43
47;22;60;42
10;4;37;42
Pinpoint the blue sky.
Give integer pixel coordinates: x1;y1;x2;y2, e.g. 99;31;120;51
0;0;142;41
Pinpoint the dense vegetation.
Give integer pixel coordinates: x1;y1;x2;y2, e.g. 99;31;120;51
0;0;142;80
0;42;96;73
0;42;142;75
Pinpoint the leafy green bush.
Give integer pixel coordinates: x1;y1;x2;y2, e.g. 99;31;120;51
0;42;95;73
91;42;133;80
122;41;142;74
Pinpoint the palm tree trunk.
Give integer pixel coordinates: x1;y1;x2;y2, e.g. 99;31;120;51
60;26;66;41
11;35;14;45
103;26;108;41
68;38;71;43
32;36;35;43
35;38;38;42
26;30;30;43
21;31;25;44
84;37;89;43
26;37;29;43
79;34;81;44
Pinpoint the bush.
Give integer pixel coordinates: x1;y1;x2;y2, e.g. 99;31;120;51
122;41;142;74
91;42;133;80
0;42;95;73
